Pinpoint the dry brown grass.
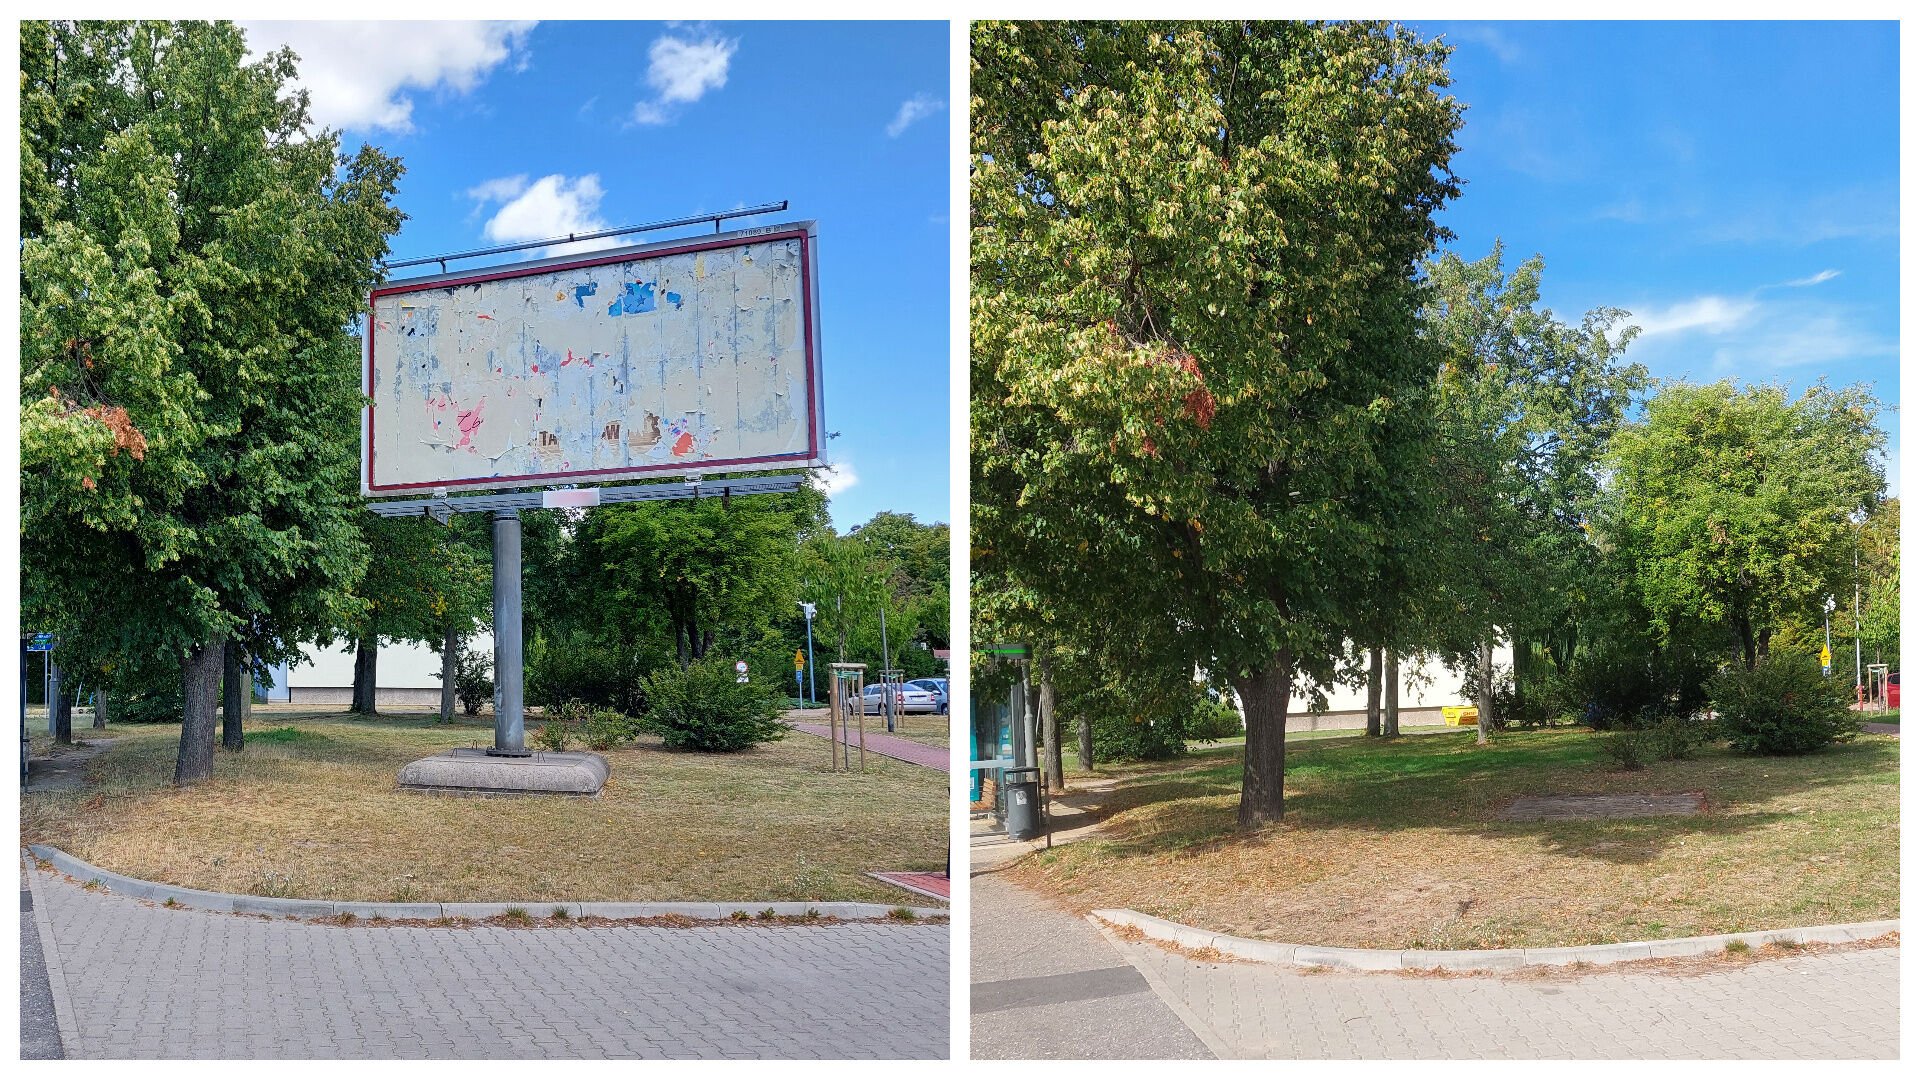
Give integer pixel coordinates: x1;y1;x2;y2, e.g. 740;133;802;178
21;712;945;905
1012;729;1898;950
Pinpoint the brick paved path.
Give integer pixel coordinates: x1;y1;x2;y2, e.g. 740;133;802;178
1108;931;1897;1059
26;861;947;1059
787;722;948;771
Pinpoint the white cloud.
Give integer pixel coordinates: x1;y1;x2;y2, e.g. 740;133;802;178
241;21;535;134
886;94;945;138
1785;269;1842;287
626;30;737;126
629;100;672;127
1630;295;1759;338
815;462;859;497
465;175;529;204
648;33;737;103
468;174;614;257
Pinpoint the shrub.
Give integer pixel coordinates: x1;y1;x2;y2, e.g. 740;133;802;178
526;631;657;714
1565;646;1713;731
583;707;636;751
637;658;786;752
1646;714;1711;761
1187;698;1244;742
1710;655;1859;755
533;719;572;753
455;649;493;716
1596;729;1648;771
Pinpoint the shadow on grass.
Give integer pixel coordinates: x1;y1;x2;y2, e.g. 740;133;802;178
1058;729;1898;867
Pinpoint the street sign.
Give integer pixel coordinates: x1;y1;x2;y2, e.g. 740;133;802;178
793;649;805;671
1820;645;1832;667
25;633;55;653
735;659;749;684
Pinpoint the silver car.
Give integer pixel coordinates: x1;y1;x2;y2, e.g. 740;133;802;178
861;682;940;715
908;678;949;714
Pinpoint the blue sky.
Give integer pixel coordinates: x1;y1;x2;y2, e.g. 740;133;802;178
1414;20;1900;492
241;20;950;530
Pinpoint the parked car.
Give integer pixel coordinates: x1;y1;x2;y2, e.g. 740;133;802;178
1888;671;1900;708
908;678;949;714
860;682;940;715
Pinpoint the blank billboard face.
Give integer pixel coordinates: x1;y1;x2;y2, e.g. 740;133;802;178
364;223;823;494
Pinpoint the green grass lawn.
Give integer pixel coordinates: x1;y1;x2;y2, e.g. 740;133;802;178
1014;727;1897;950
23;712;946;905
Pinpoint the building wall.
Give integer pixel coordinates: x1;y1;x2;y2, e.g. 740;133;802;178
284;633;495;703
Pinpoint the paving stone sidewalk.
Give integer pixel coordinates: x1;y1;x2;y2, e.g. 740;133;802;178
26;859;948;1059
786;721;949;770
971;873;1213;1059
1107;931;1898;1059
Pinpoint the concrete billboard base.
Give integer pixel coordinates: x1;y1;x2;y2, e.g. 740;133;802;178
398;747;609;797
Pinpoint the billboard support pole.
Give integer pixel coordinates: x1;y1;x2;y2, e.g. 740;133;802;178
490;510;528;756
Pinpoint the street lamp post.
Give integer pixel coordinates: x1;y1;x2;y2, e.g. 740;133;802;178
798;601;817;707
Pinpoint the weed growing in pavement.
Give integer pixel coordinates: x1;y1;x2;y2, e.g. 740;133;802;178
501;906;532;924
551;906;572;921
889;907;917;922
1724;939;1751;954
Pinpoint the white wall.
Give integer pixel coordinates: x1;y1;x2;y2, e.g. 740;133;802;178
1306;644;1512;714
288;633;495;689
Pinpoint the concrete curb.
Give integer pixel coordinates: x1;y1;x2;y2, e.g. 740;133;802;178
22;853;85;1058
26;845;946;922
1091;908;1899;972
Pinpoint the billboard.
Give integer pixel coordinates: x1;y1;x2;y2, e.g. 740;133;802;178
363;221;824;495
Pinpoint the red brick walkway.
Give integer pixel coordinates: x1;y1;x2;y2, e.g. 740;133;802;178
868;871;950;901
786;722;949;771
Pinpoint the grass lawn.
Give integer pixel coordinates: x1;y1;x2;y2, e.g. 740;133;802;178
1012;727;1897;950
22;712;945;906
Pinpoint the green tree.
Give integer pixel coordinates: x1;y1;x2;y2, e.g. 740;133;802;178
19;20;404;781
972;20;1463;826
1603;381;1886;671
1418;243;1644;742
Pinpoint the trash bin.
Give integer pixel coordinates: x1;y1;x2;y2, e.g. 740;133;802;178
1003;767;1043;841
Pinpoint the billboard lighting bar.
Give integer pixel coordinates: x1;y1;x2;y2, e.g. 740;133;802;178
381;201;790;274
365;473;809;520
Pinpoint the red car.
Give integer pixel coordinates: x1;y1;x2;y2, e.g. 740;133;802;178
1888;672;1899;708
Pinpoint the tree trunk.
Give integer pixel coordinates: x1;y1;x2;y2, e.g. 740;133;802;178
175;643;223;785
351;636;378;715
93;688;108;730
221;641;249;751
1233;650;1293;829
1511;635;1530;719
1076;712;1093;772
440;624;458;723
1476;638;1495;746
1736;616;1757;671
52;677;73;747
1384;649;1401;737
1365;645;1383;736
1039;651;1063;794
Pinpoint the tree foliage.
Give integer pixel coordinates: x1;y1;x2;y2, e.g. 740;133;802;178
972;20;1463;825
19;20;404;780
1602;381;1885;670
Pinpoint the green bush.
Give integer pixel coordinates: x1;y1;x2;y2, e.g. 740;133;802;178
637;658;787;752
1646;713;1712;761
455;649;492;716
99;652;185;724
526;632;636;712
1596;728;1648;770
1092;711;1187;761
1565;645;1713;731
583;706;637;751
533;719;572;753
1187;698;1243;741
1710;655;1859;755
